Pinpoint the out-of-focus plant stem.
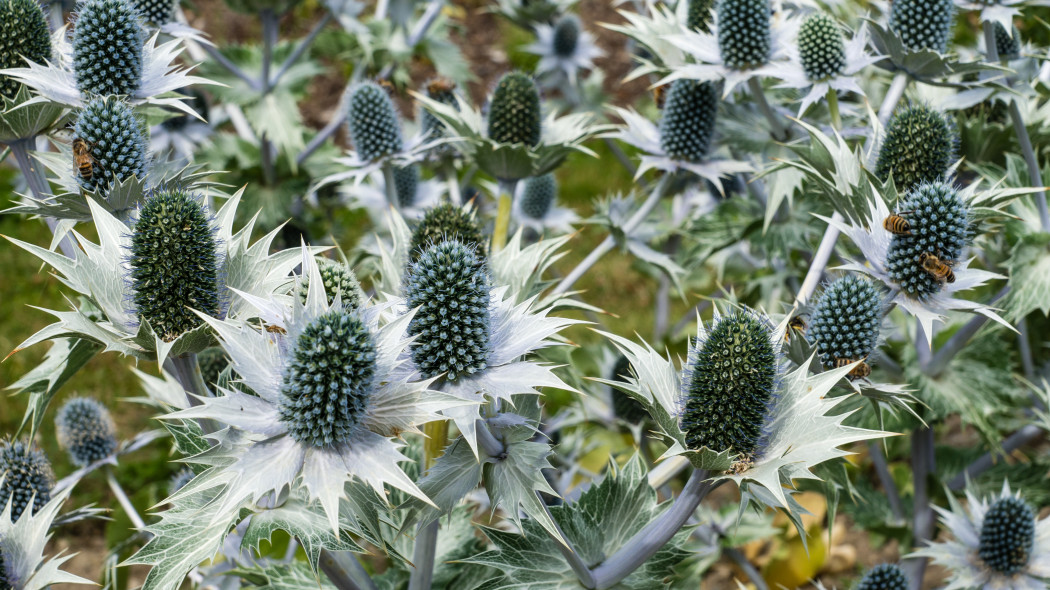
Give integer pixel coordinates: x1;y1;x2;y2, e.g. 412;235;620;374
491;179;517;252
320;549;377;590
9;138;78;259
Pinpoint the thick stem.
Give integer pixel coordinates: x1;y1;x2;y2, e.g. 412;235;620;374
476;419;505;458
602;137;637;178
319;550;377;590
947;424;1044;491
878;73;909;124
491;179;517;252
590;469;716;589
260;136;276;186
867;440;905;523
198;42;262;91
1017;317;1035;380
382;164;400;211
1007;100;1050;232
647;456;689;489
747;78;789;142
298;108;345;166
270;13;332;87
408;521;439;590
904;427;935;590
794;212;843;305
107;468;147;530
827;90;841;131
260;10;277;93
539;493;597;588
551;176;671;297
9;139;78;259
724;547;769;590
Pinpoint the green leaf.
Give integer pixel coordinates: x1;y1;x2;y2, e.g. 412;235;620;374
402;436;483;529
483;437;563;546
227;562;335;590
6;337;102;438
1005;232;1050;321
163;418;211;470
242;492;362;571
0;86;68;142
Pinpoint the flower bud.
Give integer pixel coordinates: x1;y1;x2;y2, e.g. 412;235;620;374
798;13;846;81
875;104;957;193
857;564;908;590
73;96;148;192
297;257;364;308
888;0;954;53
808;276;882;369
409;203;487;263
885;182;970;299
979;496;1035;575
520;173;557;220
717;0;771;70
347;82;404;162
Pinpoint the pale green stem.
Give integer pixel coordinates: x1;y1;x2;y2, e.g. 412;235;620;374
408;419;449;590
443;160;462;205
747;78;789;141
827;90;841;131
491;179;517;252
878;73;909;124
106;468;147;531
382;164;400;211
270;13;332;87
794;212;843;306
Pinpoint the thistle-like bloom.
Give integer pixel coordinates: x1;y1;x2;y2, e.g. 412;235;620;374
525;15;604;84
0;486;93;590
826;187;1010;344
914;482;1050;590
889;0;955;53
55;398;118;467
665;1;800;96
409;202;487;263
131;0;176;25
609;355;647;425
0;0;51;100
336;167;443;222
598;308;889;520
295;257;364;308
808;275;884;369
72;0;144;96
777;17;879;116
992;22;1021;59
164;253;471;529
73;96;149;193
0;442;52;522
875;104;957;193
952;0;1050;31
513;173;578;233
400;240;577;455
609;79;750;187
857;564;909;590
488;72;542;148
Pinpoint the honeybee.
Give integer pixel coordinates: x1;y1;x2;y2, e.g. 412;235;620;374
919;252;955;283
426;77;456;95
883;212;912;235
651;84;669;109
72;138;95;182
834;357;872;379
264;323;287;335
727;456;754;475
376;78;396;95
784;315;807;343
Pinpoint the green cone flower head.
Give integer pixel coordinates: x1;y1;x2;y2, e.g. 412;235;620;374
808;275;883;368
421;77;459;155
404;240;491;381
885;182;970;299
856;564;908;590
73;96;147;192
687;0;715;33
659;78;719;163
993;22;1020;58
346;82;404;162
296;257;363;308
717;0;771;70
0;440;52;522
520;173;557;220
129;188;220;342
978;496;1035;575
392;165;420;208
131;0;175;25
875;104;957;193
681;311;777;457
610;355;647;424
410;203;487;263
798;13;846;81
56;397;118;466
487;71;541;147
0;0;51;100
278;310;377;447
888;0;954;53
72;0;145;97
552;15;580;58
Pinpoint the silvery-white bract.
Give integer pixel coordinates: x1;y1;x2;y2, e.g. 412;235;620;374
524;16;604;85
777;22;880;116
163;251;476;531
512;177;579;234
0;486;92;590
336;168;443;221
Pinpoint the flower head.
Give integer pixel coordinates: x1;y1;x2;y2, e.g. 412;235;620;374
296;257;363;308
660;78;718;163
777;18;878;116
391;165;420;209
56;397;118;467
915;482;1050;590
525;15;604;84
687;0;715;33
0;442;51;523
131;0;175;25
73;96;148;193
609;355;648;425
799;13;845;81
0;0;51;100
347;82;404;162
487;72;541;147
513;173;579;233
885;183;970;300
73;0;144;96
718;0;771;70
857;564;909;590
129;188;220;342
875;104;957;193
409;203;487;263
0;486;92;590
993;22;1020;59
889;0;955;53
808;275;884;370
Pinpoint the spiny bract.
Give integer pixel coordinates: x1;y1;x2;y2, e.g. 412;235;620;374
552;15;580;58
856;564;908;590
0;0;51;100
885;182;970;299
681;312;777;457
0;440;52;522
808;275;882;368
659;78;719;163
978;496;1035;575
717;0;771;70
875;104;957;193
409;203;487;263
487;72;541;147
72;0;145;97
297;257;363;308
520;173;557;220
129;188;220;342
993;22;1020;58
392;165;420;209
278;310;377;447
73;96;148;192
131;0;175;24
56;397;118;467
610;355;648;425
687;0;715;33
798;12;846;81
346;82;404;162
404;240;491;381
888;0;954;53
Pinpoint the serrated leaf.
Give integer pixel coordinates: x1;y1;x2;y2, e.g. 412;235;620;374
6;337;102;438
1005;232;1050;321
163;419;211;467
402;436;482;530
483;437;562;546
227;562;335;590
241;493;362;570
